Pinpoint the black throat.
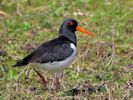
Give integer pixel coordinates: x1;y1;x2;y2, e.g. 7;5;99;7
59;24;77;46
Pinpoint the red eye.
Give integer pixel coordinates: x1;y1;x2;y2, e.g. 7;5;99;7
69;21;74;25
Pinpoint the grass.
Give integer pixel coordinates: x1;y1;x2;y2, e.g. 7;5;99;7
0;0;133;99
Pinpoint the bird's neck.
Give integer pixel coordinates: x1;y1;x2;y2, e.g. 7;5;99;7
59;30;77;46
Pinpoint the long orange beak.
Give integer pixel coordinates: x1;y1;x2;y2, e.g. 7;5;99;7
76;25;95;36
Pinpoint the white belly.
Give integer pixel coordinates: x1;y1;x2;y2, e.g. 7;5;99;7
32;43;76;72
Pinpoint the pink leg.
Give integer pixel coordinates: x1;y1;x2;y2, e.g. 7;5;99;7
51;72;63;90
33;68;47;88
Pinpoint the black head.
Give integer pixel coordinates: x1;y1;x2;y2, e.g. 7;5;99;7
59;18;95;45
59;18;78;45
59;18;78;33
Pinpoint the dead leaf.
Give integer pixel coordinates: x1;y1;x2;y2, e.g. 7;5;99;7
0;11;8;17
126;64;133;69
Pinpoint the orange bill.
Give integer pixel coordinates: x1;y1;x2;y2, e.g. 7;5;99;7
76;25;95;36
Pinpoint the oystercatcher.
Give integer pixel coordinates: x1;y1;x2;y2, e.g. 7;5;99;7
13;18;95;89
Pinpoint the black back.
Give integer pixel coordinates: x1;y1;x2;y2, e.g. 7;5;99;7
13;36;74;66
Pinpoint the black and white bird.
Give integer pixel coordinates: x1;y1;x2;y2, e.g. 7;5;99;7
13;18;95;89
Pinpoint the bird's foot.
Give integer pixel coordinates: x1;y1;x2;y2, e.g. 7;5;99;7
34;68;47;89
36;75;47;89
51;72;63;91
51;78;60;91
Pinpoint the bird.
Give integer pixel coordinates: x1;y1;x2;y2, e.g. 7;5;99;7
13;18;95;90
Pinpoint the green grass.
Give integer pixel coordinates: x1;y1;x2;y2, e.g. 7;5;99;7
0;0;133;99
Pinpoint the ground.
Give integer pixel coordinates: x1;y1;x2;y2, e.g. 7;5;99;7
0;0;133;99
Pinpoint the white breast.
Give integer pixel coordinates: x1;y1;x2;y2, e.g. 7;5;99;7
33;43;76;72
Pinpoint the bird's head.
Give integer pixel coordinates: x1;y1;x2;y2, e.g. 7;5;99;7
59;18;95;36
59;18;95;45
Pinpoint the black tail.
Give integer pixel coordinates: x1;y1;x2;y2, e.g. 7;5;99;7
12;60;28;67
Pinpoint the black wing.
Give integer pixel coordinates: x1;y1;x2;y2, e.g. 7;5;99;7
13;37;74;67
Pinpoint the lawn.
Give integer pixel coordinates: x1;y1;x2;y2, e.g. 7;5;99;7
0;0;133;99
